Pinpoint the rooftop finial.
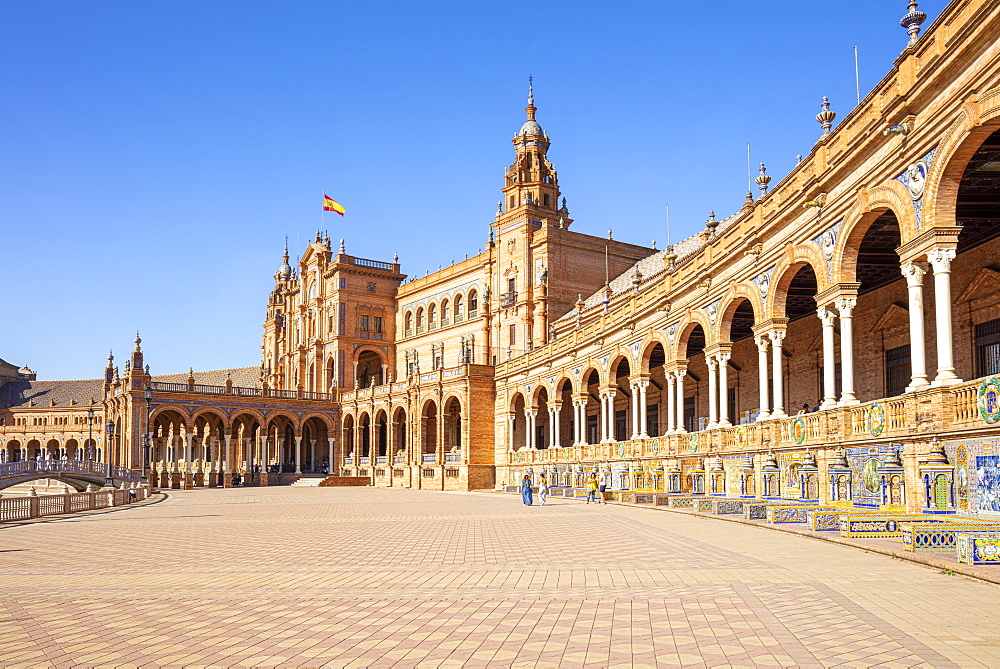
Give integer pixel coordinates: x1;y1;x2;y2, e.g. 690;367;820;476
755;162;772;194
816;97;836;134
528;74;534;107
134;331;142;349
901;1;927;46
339;238;346;254
283;236;289;262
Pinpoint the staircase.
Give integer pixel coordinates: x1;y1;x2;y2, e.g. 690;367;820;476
292;475;327;487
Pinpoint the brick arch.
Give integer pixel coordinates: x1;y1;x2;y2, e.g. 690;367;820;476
149;404;191;427
190;408;233;429
577;364;603;389
639;333;670;375
552;374;575;395
298;412;336;433
768;249;827;321
923;109;1000;232
529;383;550;406
607;348;635;382
670;310;714;360
835;191;911;283
714;282;764;343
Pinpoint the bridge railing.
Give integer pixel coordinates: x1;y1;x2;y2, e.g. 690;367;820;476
0;484;152;523
0;460;142;482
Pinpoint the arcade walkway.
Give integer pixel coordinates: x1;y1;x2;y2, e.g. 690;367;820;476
1;487;997;668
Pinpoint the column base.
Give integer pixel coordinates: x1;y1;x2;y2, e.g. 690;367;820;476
756;412;771;422
184;473;194;490
222;472;233;488
170;473;182;489
770;410;788;419
931;373;962;387
819;400;837;410
837;397;861;406
207;472;218;487
716;421;731;429
706;421;718;430
159;470;169;488
260;472;269;487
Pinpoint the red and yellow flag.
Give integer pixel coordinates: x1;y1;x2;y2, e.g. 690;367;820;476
323;194;345;215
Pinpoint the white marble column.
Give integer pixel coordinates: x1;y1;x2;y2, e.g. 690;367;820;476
717;353;732;427
675;372;687;434
576;401;585;445
835;296;859;405
901;261;930;391
507;415;516;452
553;407;561;447
770;330;787;418
630;384;640;439
818;306;839;408
327;438;334;471
294;436;302;474
755;336;771;421
707;358;719;430
309;438;316;471
183;430;192;472
928;248;961;386
665;372;676;435
223;434;232;473
638;382;650;438
526;411;536;450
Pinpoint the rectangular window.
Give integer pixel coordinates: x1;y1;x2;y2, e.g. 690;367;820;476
885;344;911;397
339;278;346;289
586;414;598;445
646;404;659;438
976;318;1000;377
338;304;346;335
509;324;516;347
683;396;696;433
727;388;737;426
508;278;516;293
373;316;383;334
359;315;370;332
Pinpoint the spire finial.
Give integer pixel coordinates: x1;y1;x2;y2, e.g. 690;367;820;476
283;236;289;262
816;97;836;134
528;74;534;107
901;1;927;46
108;349;114;364
755;162;772;194
339;238;345;254
134;331;141;349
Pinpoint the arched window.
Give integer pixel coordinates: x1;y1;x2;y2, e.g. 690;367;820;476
416;308;424;332
454;294;464;322
441;298;449;325
404;311;413;335
428;303;437;329
468;290;478;316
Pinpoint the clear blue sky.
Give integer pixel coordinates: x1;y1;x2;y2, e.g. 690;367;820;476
1;0;948;380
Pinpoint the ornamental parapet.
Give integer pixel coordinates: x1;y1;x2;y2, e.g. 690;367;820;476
504;377;993;465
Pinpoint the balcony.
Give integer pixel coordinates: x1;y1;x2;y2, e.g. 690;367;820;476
500;291;517;307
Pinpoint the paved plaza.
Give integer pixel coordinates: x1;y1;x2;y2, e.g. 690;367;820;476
1;488;999;668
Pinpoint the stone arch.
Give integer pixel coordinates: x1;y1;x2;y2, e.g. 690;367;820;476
149;404;192;425
191;407;234;429
769;252;826;321
608;348;635;380
923;101;1000;231
836;201;908;283
671;310;714;360
925;114;1000;233
638;332;670;374
298;412;336;433
553;374;574;395
578;364;602;390
715;283;764;343
529;383;549;407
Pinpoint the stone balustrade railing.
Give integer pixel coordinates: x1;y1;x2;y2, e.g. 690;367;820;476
507;377;990;465
0;484;152;523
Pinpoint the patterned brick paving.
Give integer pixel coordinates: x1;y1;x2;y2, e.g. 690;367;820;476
1;487;998;667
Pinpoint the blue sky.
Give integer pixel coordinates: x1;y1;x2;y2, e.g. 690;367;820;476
1;0;948;380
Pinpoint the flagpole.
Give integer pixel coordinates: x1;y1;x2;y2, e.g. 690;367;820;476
322;189;326;230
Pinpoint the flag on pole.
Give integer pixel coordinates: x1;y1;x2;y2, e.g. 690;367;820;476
323;194;345;215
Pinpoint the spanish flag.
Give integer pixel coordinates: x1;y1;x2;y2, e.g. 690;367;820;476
323;194;345;216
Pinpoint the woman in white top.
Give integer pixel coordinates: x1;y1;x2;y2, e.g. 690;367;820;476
537;474;549;506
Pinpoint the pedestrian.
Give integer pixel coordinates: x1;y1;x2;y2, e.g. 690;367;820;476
585;473;599;504
538;474;548;506
520;474;533;506
598;469;610;504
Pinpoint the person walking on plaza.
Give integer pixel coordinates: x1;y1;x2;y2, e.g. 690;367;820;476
538;474;549;506
520;474;533;506
598;469;610;504
585;473;599;504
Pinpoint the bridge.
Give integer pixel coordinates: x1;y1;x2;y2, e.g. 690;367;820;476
0;460;143;491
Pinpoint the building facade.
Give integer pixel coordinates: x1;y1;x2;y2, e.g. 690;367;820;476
3;0;1000;518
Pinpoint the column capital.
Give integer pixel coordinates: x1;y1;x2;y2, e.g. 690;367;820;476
896;226;961;264
715;350;731;365
926;247;956;273
769;329;787;347
833;295;857;316
901;261;928;286
707;357;719;371
754;334;770;351
815;282;859;308
817;305;837;326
